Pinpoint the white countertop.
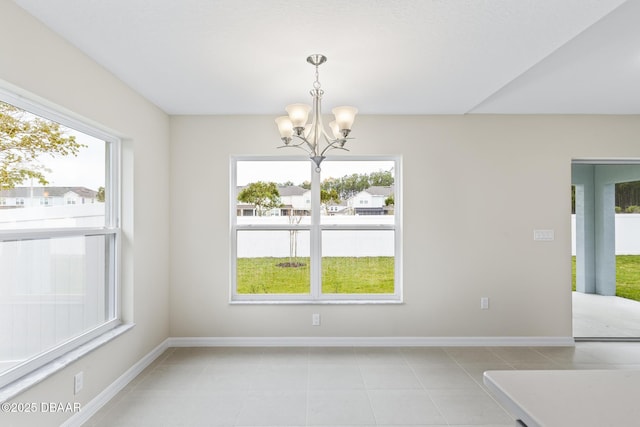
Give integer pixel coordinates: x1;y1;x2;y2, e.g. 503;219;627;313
483;370;640;427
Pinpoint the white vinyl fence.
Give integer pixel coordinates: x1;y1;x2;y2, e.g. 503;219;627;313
236;216;395;258
0;204;106;370
571;214;640;255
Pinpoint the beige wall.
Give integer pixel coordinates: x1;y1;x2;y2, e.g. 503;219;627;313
1;2;170;426
170;114;640;339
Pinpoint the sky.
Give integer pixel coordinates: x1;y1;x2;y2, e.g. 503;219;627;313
2;100;106;192
31;129;105;191
236;159;395;186
39;138;394;191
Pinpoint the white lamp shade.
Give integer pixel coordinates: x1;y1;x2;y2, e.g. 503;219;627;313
329;121;342;139
331;106;358;130
285;104;311;128
275;116;294;138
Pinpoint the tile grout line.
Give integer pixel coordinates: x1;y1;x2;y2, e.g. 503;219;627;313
442;347;516;424
307;346;312;427
401;349;451;426
354;347;380;426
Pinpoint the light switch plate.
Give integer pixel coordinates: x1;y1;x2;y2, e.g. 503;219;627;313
533;229;555;241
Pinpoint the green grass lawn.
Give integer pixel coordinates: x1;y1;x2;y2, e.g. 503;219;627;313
322;257;394;294
237;256;394;294
572;255;640;301
240;255;640;297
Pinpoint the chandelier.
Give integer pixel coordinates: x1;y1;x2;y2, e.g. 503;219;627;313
275;54;358;171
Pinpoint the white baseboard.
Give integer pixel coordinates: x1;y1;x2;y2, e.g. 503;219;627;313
168;336;575;347
68;335;573;426
62;338;169;427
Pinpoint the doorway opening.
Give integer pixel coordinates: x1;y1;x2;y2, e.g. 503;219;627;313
571;161;640;339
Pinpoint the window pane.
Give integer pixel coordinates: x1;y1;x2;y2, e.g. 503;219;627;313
320;160;395;224
237;230;310;294
0;235;111;374
236;160;311;221
231;157;400;302
322;230;395;294
0;101;106;230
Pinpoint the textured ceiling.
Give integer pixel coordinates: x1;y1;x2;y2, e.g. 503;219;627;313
11;0;640;115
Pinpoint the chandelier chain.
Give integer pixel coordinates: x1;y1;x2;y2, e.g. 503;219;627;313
313;64;321;90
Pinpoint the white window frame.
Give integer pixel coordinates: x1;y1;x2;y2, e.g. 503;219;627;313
230;155;402;304
0;88;121;389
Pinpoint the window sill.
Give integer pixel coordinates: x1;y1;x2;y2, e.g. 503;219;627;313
229;299;404;305
0;323;134;404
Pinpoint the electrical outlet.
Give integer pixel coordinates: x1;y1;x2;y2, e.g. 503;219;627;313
312;313;321;326
480;297;489;310
74;372;83;394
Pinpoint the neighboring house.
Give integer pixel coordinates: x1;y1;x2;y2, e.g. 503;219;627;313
347;185;394;215
325;200;348;215
277;185;311;216
236;185;311;216
236;185;260;216
236;203;256;217
0;187;99;208
236;184;395;216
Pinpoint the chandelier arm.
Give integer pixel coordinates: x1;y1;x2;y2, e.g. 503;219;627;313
277;143;312;155
318;128;350;157
284;136;308;148
293;134;317;153
277;134;313;152
319;141;350;157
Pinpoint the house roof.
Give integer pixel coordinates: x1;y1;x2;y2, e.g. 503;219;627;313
278;185;308;197
364;186;394;197
0;186;98;198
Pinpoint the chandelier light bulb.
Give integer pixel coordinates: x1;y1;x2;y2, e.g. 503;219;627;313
285;104;311;130
275;116;294;141
332;106;358;133
329;121;342;139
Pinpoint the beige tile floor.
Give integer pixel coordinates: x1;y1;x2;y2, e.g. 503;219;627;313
84;343;640;426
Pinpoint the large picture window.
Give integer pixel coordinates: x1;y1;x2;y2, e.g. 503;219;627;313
0;92;120;388
231;156;401;303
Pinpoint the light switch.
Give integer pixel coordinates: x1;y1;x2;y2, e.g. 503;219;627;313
533;229;554;241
